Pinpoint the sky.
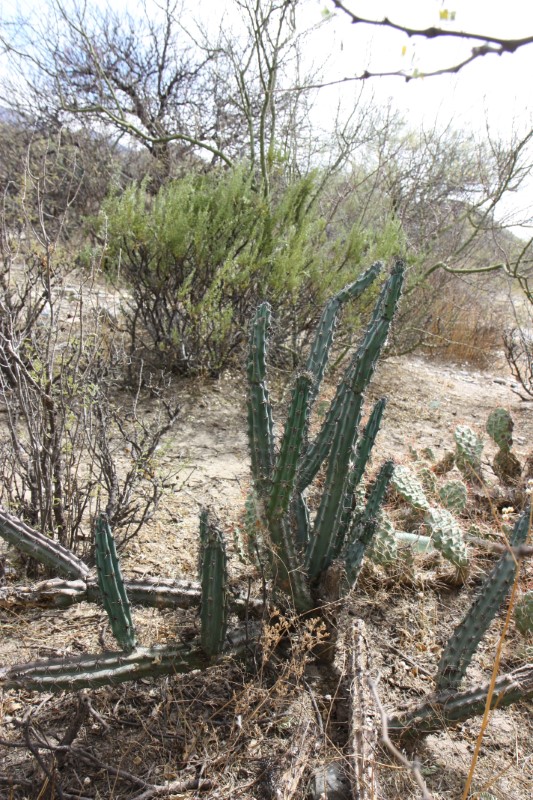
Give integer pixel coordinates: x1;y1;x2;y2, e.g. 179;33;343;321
2;0;533;229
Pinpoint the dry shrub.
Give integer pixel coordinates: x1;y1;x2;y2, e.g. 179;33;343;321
423;274;504;367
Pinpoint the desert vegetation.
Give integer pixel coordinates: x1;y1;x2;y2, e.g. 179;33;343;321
0;2;531;799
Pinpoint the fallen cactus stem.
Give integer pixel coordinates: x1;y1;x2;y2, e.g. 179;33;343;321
0;507;89;579
0;576;264;617
388;663;533;736
1;623;261;692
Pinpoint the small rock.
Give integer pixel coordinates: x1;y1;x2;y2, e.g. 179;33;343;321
309;764;351;800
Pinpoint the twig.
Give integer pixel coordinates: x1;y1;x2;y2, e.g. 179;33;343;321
55;693;90;768
22;713;64;800
368;674;434;800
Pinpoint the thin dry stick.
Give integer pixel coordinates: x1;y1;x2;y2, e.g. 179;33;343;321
368;675;434;800
461;503;532;800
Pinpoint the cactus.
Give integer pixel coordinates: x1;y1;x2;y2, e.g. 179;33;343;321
95;515;136;651
438;479;468;513
0;624;260;692
391;465;430;511
436;507;530;690
417;465;438;496
199;510;228;658
367;511;398;565
514;591;533;636
0;506;89;579
344;461;395;583
487;408;513;451
454;425;483;482
486;408;522;485
389;663;533;735
246;261;404;608
425;507;469;568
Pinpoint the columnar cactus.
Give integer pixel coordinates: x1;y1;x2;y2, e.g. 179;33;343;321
95;515;136;652
246;261;404;610
199;510;228;658
436;507;531;690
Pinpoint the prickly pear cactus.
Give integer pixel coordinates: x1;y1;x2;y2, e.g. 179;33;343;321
454;425;483;482
417;465;438;496
425;507;469;568
438;480;468;513
368;512;398;565
486;408;513;451
514;591;533;636
391;465;430;511
493;449;522;485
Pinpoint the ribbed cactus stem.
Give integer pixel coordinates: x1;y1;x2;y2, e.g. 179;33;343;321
1;645;209;691
305;264;403;578
268;374;312;520
306;262;382;401
344;460;395;585
199;510;228;658
0;577;264;618
247;303;274;492
0;623;262;692
436;506;531;691
95;514;136;652
0;506;89;579
332;397;387;559
298;265;402;493
389;663;533;735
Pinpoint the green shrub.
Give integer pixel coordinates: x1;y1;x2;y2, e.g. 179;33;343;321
101;166;403;375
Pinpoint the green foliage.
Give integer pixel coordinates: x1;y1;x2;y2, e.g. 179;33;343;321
102;166;403;375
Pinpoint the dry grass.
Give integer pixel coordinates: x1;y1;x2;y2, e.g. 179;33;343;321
423;276;506;368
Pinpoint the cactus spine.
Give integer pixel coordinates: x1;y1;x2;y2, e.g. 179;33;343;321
436;507;531;691
95;514;136;652
199;510;228;658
